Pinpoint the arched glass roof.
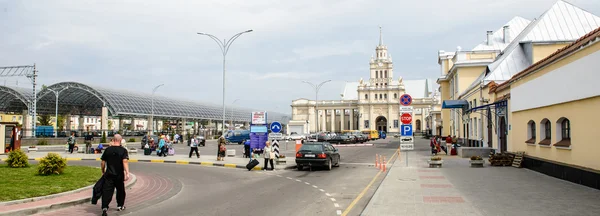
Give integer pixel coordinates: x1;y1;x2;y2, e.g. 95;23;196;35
0;86;33;113
34;82;289;123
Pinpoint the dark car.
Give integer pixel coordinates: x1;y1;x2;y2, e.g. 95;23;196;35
317;133;332;142
330;134;355;144
295;142;340;171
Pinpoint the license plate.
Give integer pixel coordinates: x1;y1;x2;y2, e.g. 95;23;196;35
304;154;315;158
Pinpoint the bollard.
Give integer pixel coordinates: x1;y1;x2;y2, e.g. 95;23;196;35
383;156;387;172
375;154;380;168
379;156;384;171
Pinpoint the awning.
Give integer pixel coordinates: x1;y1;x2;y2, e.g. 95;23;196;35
442;100;469;109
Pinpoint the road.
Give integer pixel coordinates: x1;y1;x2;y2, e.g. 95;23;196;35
37;138;404;216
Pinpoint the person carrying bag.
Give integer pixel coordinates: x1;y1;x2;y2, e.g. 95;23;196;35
263;141;275;171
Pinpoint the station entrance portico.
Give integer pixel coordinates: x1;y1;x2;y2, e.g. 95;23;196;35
376;116;387;132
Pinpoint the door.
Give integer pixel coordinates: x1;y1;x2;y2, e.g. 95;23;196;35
327;144;340;164
487;108;493;148
499;116;507;152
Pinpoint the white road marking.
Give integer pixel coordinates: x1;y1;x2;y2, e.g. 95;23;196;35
326;193;332;197
305;182;310;185
336;210;342;215
296;179;302;182
330;198;336;202
312;185;318;188
319;189;325;192
286;177;292;180
334;203;340;208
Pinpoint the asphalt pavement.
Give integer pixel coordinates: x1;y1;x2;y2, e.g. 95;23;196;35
28;138;402;216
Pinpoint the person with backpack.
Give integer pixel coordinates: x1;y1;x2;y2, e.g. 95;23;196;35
189;137;199;158
67;132;77;154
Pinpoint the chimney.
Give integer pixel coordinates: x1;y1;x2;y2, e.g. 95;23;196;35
503;25;510;43
486;31;493;45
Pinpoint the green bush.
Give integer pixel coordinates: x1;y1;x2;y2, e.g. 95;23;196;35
6;149;29;168
37;139;49;146
213;135;220;139
37;153;67;175
127;138;136;142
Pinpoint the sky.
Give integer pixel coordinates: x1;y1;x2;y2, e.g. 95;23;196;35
1;0;600;115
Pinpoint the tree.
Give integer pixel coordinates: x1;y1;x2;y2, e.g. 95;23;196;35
41;84;48;91
37;115;53;126
107;120;113;130
57;115;67;130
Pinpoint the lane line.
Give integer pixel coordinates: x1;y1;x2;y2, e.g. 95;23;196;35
296;179;302;182
326;193;332;197
286;177;293;180
312;185;318;188
337;210;342;215
334;203;340;208
305;182;310;185
331;198;336;202
341;148;398;216
319;189;325;192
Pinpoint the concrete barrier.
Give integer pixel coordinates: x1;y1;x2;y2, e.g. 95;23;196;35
458;147;494;158
226;149;236;157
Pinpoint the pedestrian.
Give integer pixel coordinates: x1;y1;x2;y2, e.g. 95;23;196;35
263;141;275;171
243;139;251;158
67;132;76;154
100;134;130;216
141;133;148;149
217;136;226;161
158;135;167;157
85;131;94;154
189;137;199;158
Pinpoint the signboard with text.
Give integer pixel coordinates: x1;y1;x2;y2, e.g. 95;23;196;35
251;111;267;125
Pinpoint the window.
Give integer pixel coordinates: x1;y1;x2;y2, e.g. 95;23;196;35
379;94;382;99
364;120;369;128
474;100;477;108
376;83;379;87
375;71;379;78
394;93;397;98
555;118;571;148
539;118;551;145
526;120;536;144
474;117;477;137
12;116;16;121
384;94;387;99
393;120;399;128
365;94;368;99
385;70;388;78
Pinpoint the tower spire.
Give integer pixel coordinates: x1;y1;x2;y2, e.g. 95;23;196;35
379;26;383;46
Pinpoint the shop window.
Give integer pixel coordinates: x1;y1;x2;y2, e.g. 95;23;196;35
539;118;551;145
554;117;571;148
526;120;536;144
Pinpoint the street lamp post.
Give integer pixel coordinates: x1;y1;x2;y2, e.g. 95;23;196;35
230;99;240;128
151;84;164;135
197;29;253;135
47;87;69;138
302;80;331;133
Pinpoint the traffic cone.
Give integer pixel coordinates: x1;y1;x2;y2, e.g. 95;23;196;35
382;156;387;172
375;154;379;168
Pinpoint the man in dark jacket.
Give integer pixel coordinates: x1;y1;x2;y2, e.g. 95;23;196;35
100;134;130;216
91;177;105;205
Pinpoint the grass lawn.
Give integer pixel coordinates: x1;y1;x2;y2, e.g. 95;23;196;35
0;164;102;201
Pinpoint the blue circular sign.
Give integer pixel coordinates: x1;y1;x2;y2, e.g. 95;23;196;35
270;121;282;133
400;94;412;106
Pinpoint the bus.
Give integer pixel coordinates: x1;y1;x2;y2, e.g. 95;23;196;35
362;130;379;140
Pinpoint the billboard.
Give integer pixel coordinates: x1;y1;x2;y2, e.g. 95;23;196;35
251;111;267;125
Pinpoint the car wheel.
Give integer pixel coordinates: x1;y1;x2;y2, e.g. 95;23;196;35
326;158;332;171
334;157;340;167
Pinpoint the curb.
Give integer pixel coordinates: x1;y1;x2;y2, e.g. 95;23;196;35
0;174;137;216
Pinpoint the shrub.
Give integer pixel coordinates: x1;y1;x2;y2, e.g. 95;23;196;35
470;156;483;160
37;153;67;175
213;135;220;139
6;149;29;168
37;139;49;146
128;138;136;142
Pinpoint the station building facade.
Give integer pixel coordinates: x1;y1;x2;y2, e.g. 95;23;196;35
436;0;600;189
289;30;435;134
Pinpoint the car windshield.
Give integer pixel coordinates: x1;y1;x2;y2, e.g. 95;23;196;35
342;133;352;136
299;144;324;152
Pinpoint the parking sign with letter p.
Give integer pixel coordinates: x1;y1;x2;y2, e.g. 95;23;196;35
401;124;413;136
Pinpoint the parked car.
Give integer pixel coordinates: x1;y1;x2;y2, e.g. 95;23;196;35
288;132;306;140
306;134;318;142
295;142;340;171
330;134;355;144
225;130;250;144
317;133;332;142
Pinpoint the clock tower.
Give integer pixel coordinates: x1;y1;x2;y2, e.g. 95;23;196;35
369;26;393;87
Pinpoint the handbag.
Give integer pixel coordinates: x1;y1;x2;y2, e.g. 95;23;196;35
269;152;275;159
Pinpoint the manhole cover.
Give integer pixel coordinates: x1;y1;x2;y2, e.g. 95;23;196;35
398;178;416;181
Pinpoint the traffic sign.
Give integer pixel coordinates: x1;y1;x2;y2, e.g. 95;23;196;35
270;121;282;133
400;94;412;106
269;133;283;139
400;143;414;151
401;124;413;136
400;106;413;113
400;113;412;124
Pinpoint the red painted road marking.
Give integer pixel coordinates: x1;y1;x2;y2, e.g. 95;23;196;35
419;176;446;179
420;184;453;188
423;196;465;203
34;173;174;216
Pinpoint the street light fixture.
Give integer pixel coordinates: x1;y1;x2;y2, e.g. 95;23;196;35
197;29;253;135
47;87;69;138
302;80;331;132
151;84;164;135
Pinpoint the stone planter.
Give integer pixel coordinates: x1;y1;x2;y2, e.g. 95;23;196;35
276;157;287;165
27;147;38;153
428;160;443;168
470;159;484;167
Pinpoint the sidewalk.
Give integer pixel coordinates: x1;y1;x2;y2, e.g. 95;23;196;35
0;150;297;171
361;147;600;216
0;174;137;216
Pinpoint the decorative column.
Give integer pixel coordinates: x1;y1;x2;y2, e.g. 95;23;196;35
21;110;31;137
387;104;393;133
330;109;335;132
369;105;374;130
78;116;85;136
101;107;108;135
309;106;316;133
340;109;345;132
350;109;354;130
321;110;326;132
194;121;199;135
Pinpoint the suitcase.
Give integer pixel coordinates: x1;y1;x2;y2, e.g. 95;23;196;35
144;148;152;155
246;159;259;171
168;148;175;156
